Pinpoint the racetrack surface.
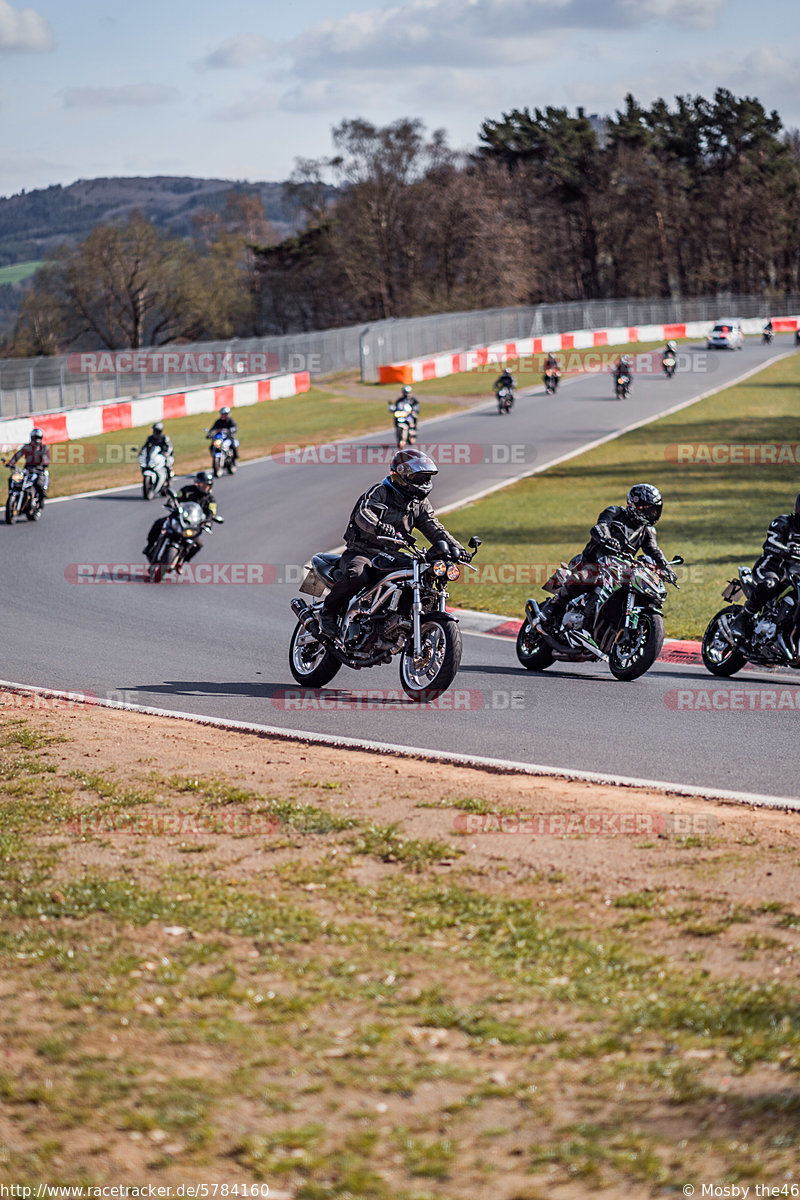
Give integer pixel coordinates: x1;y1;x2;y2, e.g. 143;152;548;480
5;337;798;799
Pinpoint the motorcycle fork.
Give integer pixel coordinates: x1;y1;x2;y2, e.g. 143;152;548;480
623;588;639;631
412;560;423;656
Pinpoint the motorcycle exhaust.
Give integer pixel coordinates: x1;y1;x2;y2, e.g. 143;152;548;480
291;598;319;633
570;631;609;662
525;598;541;626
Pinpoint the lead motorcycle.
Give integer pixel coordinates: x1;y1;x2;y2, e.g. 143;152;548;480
4;465;43;524
496;385;515;413
543;367;560;394
662;352;677;378
145;488;224;583
516;550;683;681
390;400;418;448
701;543;800;675
289;535;482;701
614;371;632;399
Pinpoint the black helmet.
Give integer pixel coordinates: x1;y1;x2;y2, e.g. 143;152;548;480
152;422;164;434
627;483;663;526
401;385;413;396
390;448;438;499
30;428;43;442
194;470;213;492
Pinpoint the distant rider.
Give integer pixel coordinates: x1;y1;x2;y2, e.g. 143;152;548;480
543;484;676;633
5;427;50;507
140;422;175;479
208;406;239;461
318;448;466;640
728;493;800;638
388;385;420;431
662;340;677;360
143;470;219;569
494;367;515;394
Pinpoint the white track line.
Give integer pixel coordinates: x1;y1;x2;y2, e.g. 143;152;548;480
2;678;798;813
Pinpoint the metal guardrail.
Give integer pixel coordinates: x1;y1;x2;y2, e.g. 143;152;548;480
2;293;798;415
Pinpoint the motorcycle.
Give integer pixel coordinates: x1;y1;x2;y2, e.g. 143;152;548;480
4;465;43;524
289;535;483;702
614;372;632;399
496;385;515;414
662;353;677;378
701;543;800;675
205;430;237;477
145;489;224;583
762;328;774;345
137;444;171;500
390;401;418;448
516;550;683;681
543;368;560;395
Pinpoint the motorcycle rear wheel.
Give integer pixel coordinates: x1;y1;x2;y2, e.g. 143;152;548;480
515;620;555;670
226;458;237;475
399;618;462;702
289;620;342;687
608;612;664;680
701;607;747;677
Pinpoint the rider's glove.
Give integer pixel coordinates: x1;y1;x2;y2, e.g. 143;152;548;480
603;539;622;554
376;521;399;540
661;564;678;585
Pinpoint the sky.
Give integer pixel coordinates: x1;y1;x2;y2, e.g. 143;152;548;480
1;0;798;196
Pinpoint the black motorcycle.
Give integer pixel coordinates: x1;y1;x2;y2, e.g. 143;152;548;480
517;550;683;681
614;372;632;400
762;328;774;345
145;489;224;583
289;536;482;702
662;353;677;378
543;368;560;394
702;544;800;675
390;400;418;448
4;465;43;524
496;385;514;414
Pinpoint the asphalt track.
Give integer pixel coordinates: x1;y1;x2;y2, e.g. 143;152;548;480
5;336;799;799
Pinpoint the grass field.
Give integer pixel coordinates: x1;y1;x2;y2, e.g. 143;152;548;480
445;350;800;639
0;260;43;285
2;703;799;1194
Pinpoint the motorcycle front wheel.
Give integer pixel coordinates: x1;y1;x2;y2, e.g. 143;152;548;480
212;455;223;478
701;607;747;677
142;474;155;500
515;620;555;671
289;620;342;688
5;494;18;524
608;611;664;680
399;618;462;702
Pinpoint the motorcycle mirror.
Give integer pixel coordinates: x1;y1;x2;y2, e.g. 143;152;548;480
213;514;224;523
468;536;482;549
671;555;684;565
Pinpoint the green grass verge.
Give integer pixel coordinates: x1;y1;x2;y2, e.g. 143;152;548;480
445;350;800;639
2;718;800;1191
0;260;42;285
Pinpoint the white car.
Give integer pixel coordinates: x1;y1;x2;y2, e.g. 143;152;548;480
706;319;744;350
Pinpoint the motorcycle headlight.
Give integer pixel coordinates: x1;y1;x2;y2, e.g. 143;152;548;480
184;530;196;537
446;563;461;581
431;560;447;577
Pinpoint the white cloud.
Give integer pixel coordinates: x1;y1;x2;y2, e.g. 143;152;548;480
0;0;53;52
200;34;274;70
61;84;179;109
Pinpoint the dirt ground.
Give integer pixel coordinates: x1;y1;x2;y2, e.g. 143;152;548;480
1;693;799;1198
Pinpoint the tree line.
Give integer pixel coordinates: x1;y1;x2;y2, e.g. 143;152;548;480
6;88;800;356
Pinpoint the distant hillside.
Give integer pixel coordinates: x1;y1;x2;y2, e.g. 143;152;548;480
0;175;304;267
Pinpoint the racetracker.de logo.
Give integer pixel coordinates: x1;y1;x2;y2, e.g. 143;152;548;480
665;442;800;465
453;811;718;835
665;688;800;711
270;442;533;467
0;689;97;711
64;563;286;584
66;350;281;376
270;687;525;711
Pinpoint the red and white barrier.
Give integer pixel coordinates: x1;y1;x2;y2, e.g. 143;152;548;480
377;317;800;385
0;370;311;448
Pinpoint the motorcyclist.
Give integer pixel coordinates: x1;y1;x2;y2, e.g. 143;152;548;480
207;406;239;461
388;385;420;430
614;355;633;380
143;470;219;568
728;494;800;638
140;422;175;479
543;484;676;634
493;367;515;394
5;428;50;507
662;340;677;360
318;448;466;639
544;353;561;375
